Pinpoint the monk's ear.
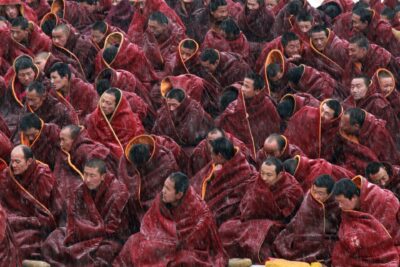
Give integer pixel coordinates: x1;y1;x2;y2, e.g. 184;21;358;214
176;191;184;200
26;158;34;165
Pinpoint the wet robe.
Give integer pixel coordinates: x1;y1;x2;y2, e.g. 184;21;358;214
0;203;21;266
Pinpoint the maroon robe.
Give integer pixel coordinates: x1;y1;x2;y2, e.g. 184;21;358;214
123;90;149;122
192;149;257;226
171;38;202;76
381;162;400;199
85;90;145;158
0;131;12;162
113;188;228;266
28;0;50;20
273;192;341;265
172;0;205;39
219;173;303;263
105;0;133;33
0;161;58;259
118;134;180;222
0;204;20;266
217;89;280;158
91;23;122;53
0;0;38;23
42;173;130;266
41;51;85;81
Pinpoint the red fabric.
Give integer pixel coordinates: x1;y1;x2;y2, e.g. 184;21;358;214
171;38;202;76
86;92;144;158
0;1;38;23
273;192;341;265
41;51;85;81
284;104;341;160
114;188;228;266
0;161;58;259
217;89;280;157
91;22;121;52
332;12;353;41
382;163;400;200
105;0;134;33
28;0;50;20
279;92;320;117
0;131;12;161
255;36;283;74
332;210;399;266
321;0;353;13
192;150;257;226
152;93;214;148
293;155;354;193
0;114;10;138
0;204;21;266
123;90;149;121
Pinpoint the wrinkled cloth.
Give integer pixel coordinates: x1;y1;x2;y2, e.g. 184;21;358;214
0;131;12;162
171;38;202;76
0;203;21;266
172;0;203;39
113;188;228;266
28;0;50;20
0;0;38;23
273;192;341;265
105;0;134;32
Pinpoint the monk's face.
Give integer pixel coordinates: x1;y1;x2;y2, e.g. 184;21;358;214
310;31;328;51
284;40;301;58
83;166;105;190
335;194;359;211
340;114;359;135
265;0;278;10
350;78;368;100
211;5;228;22
241;78;257;99
180;46;195;61
162;177;183;206
17;67;36;87
26;90;46;111
296;20;312;33
5;5;19;19
368;167;390;187
52;28;68;47
348;43;367;62
10;147;33;175
201;59;219;73
352;13;368;32
60;128;74;152
50;71;69;91
148;19;168;39
33;56;48;73
11;26;29;43
378;76;395;95
246;0;260;10
311;185;329;203
100;93;117;116
320;103;335;123
260;163;282;186
91;29;105;45
166;98;181;111
23;127;40;143
263;139;282;157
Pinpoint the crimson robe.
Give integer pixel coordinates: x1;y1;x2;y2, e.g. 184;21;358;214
0;0;38;23
28;0;50;20
321;0;353;14
123;90;149;122
273;192;340;265
91;23;122;53
0;131;12;162
332;12;353;41
105;0;133;33
118;134;180;223
0;204;21;266
192;150;257;226
41;51;85;81
85;90;144;158
381;162;400;200
284;102;342;160
0;161;59;259
292;155;354;193
20;121;61;169
172;0;206;40
171;38;202;76
219;173;303;263
113;188;228;266
217;89;280;158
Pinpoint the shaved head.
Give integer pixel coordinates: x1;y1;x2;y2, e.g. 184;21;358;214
53;23;70;34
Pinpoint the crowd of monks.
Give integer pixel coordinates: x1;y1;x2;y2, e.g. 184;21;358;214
0;0;400;265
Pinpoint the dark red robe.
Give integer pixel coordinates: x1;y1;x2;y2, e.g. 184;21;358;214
380;162;400;200
219;173;303;263
85;90;145;159
0;131;12;162
0;0;38;23
192;149;257;226
28;0;50;20
217;89;280;158
273;192;341;265
0;161;59;259
171;38;202;76
105;0;133;33
42;173;130;266
0;203;21;266
113;188;228;266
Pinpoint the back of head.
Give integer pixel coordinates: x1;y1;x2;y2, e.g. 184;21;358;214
310;24;329;37
26;81;46;95
283;157;298;175
267;133;286;151
11;16;29;29
129;143;151;165
49;62;71;80
220;86;238;111
103;45;118;64
281;32;299;47
20;113;42;131
332;178;360;198
15;56;35;73
220;18;240;39
353;7;373;24
166;88;185;102
200;48;219;63
149;11;169;24
41;16;57;36
325;99;342;118
96;79;111;96
287;0;304;16
91;20;108;33
313;174;335;194
277;97;295;120
286;65;304;84
211;137;235;160
182;39;197;50
263;156;283;174
169;172;189;194
209;0;227;12
21;145;34;160
365;161;386;178
296;11;313;23
85;157;107;174
349;34;369;49
245;72;265;91
345;107;365;127
319;3;341;19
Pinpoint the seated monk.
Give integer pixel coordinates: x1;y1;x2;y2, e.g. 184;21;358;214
85;88;144;158
105;0;134;33
25;80;78;127
118;134;180;223
255;133;305;168
0;203;21;265
171;38;203;76
114;172;228;266
189;127;254;176
42;158;130;266
219;157;303;263
339;108;400;164
26;0;50;20
332;178;400;266
290;11;314;42
284;99;342;160
343;74;399;140
0;145;60;260
90;21;122;52
49;62;98;122
273;175;341;265
20;113;61;169
192;137;257;226
0;0;38;23
283;155;354;193
51;23;97;81
366;162;400;199
152;88;214;152
217;72;280;157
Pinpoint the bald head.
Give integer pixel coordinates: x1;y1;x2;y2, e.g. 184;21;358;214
11;145;34;175
34;52;50;72
263;134;286;158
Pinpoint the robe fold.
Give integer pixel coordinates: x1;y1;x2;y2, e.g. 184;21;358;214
113;188;228;266
0;204;21;266
105;0;133;33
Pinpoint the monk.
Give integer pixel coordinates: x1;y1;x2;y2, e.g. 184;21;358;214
306;25;349;80
219;157;303;263
20;113;61;169
189;127;254;176
90;20;121;52
366;162;400;199
192;137;257;226
49;62;98;122
0;145;59;260
85;88;144;158
290;11;314;42
339;108;400;164
332;178;400;266
171;0;203;39
0;0;38;23
217;72;280;157
273;175;341;265
283;155;354;193
26;0;50;20
152;88;214;152
171;38;202;76
42;158;130;266
114;172;228;266
105;0;134;32
343;74;399;140
255;133;305;168
118;134;180;223
284;99;343;160
0;203;21;266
